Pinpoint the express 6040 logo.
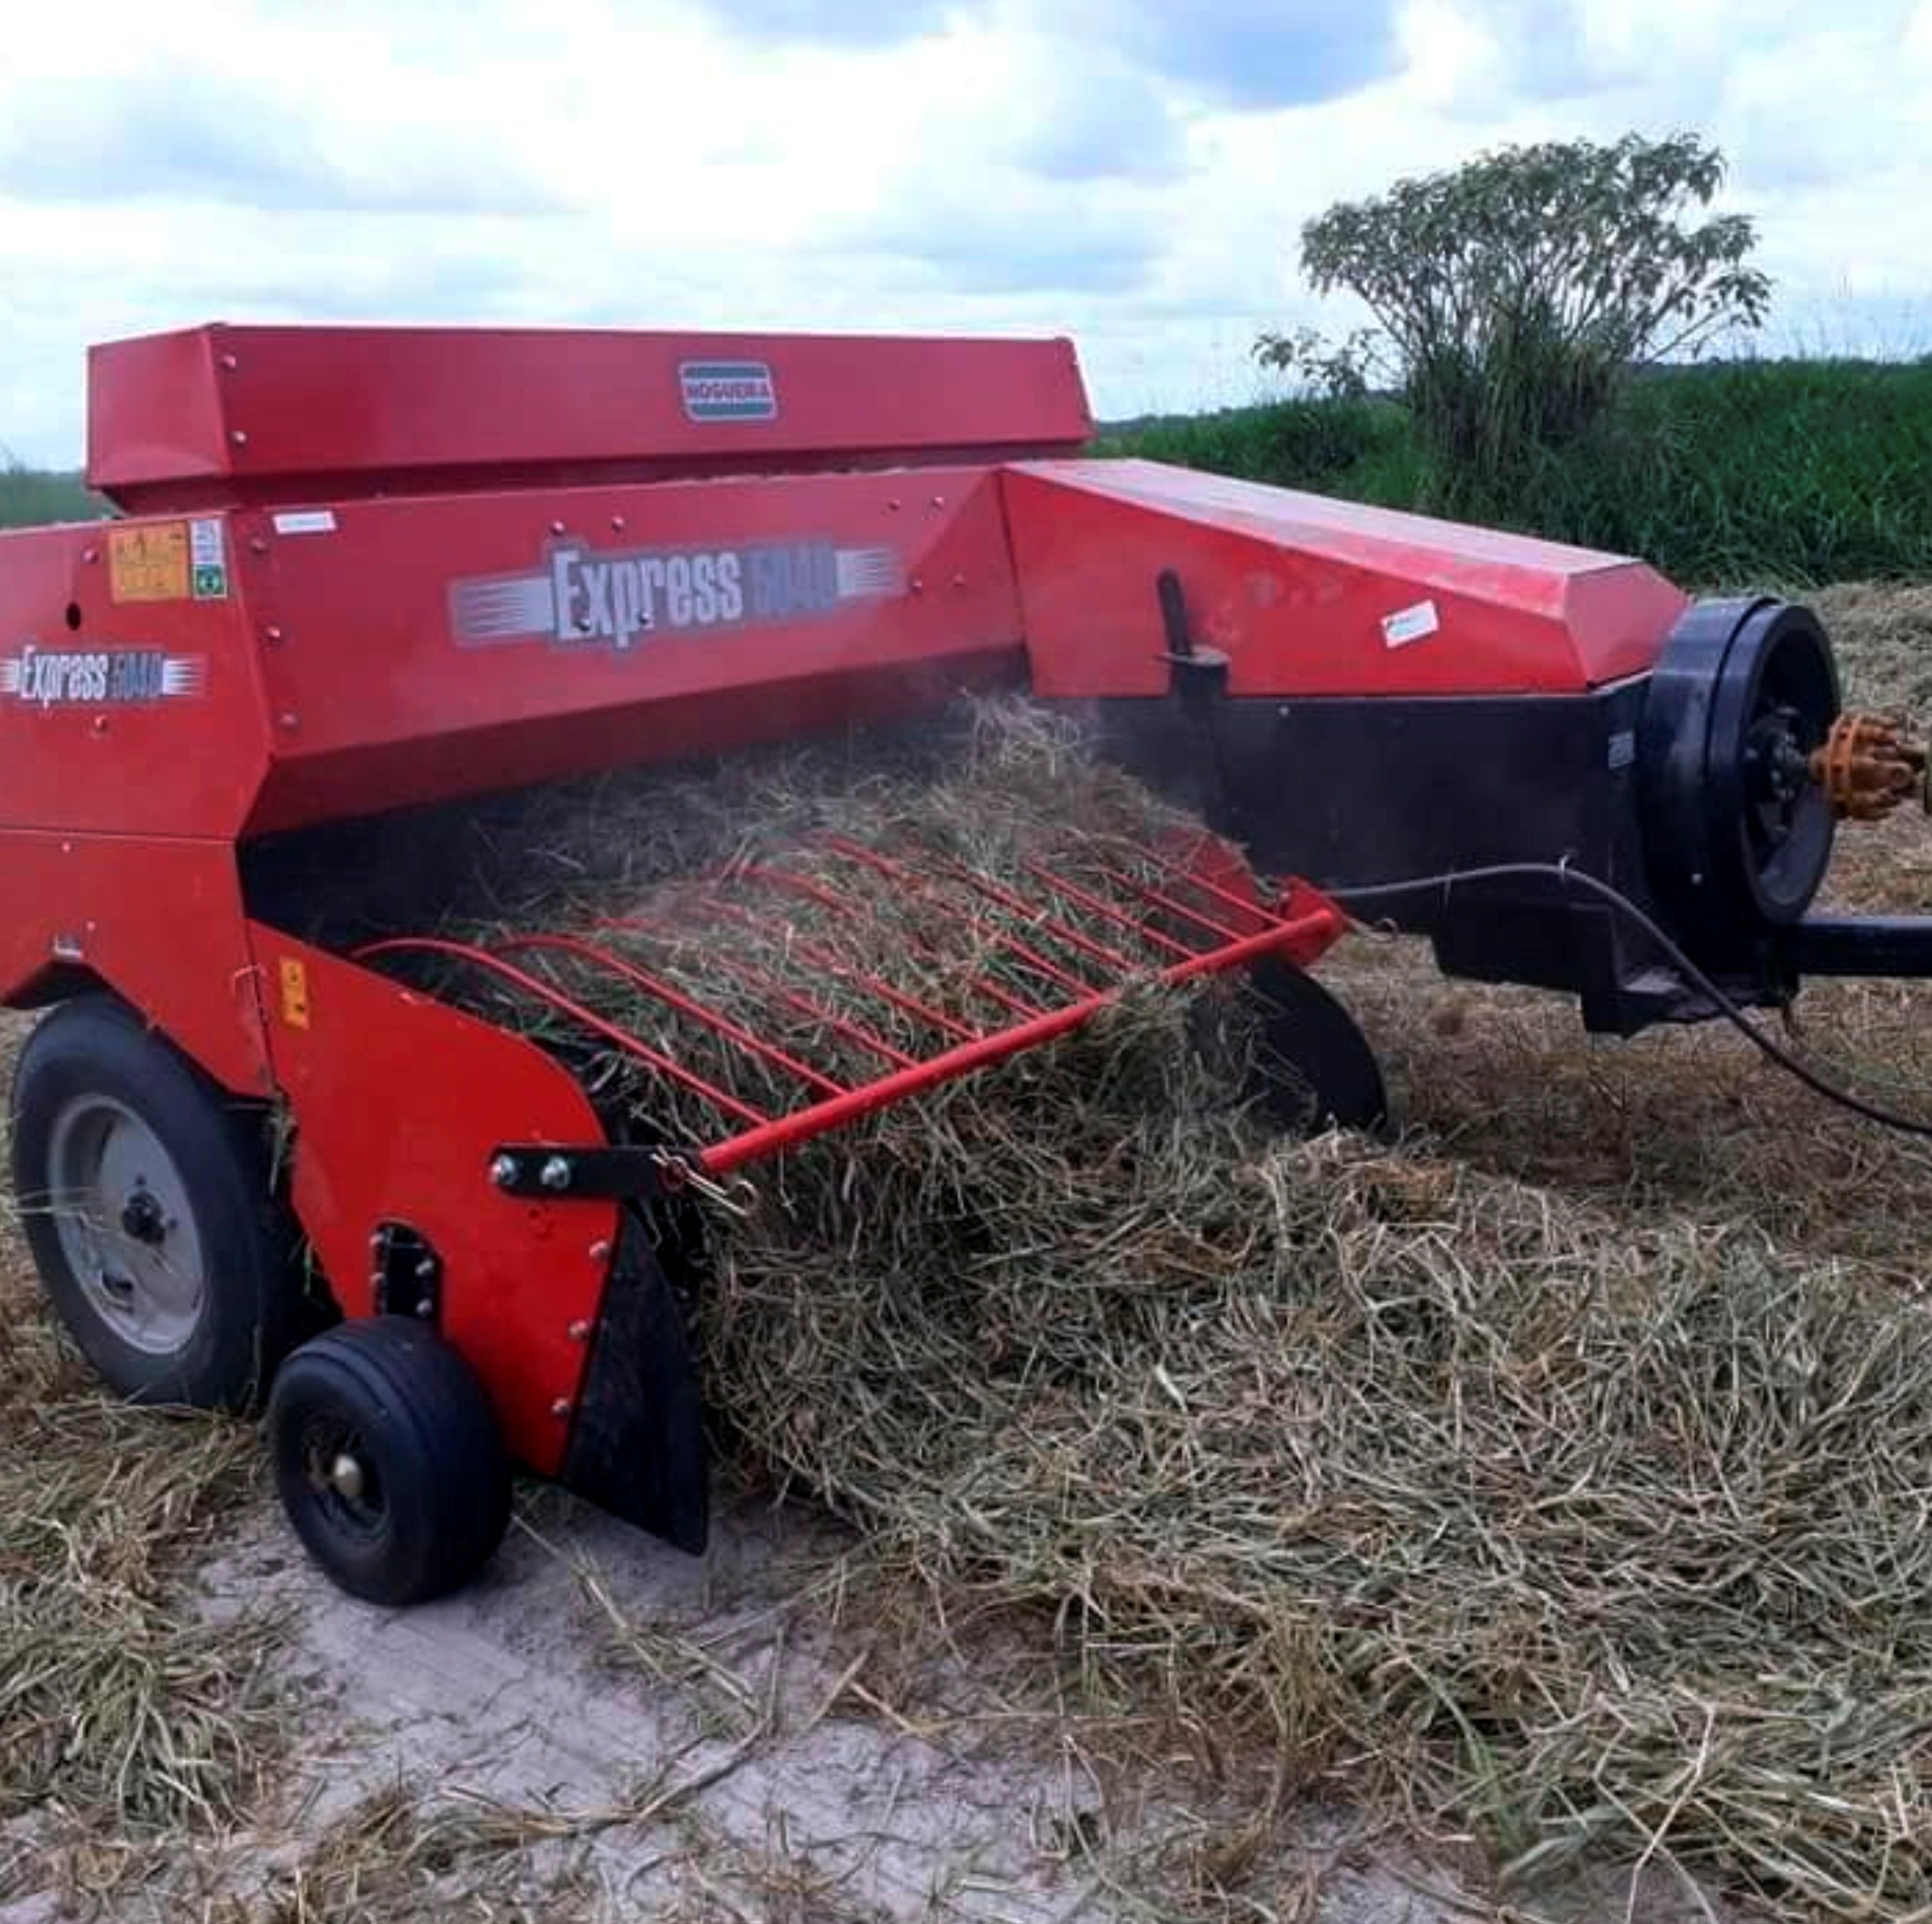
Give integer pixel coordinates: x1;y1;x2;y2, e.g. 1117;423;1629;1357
1;645;207;708
448;538;903;654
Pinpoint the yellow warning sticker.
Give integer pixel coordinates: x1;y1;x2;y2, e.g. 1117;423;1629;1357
279;957;312;1031
109;522;191;603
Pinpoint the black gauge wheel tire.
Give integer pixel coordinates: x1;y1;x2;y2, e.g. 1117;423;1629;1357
268;1317;512;1606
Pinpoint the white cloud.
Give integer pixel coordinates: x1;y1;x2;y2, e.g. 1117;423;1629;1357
0;0;1926;466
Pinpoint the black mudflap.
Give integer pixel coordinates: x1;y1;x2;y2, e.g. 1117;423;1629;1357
558;1210;708;1555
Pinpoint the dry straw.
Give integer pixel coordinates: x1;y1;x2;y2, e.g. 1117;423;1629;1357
376;658;1932;1921
0;1190;279;1891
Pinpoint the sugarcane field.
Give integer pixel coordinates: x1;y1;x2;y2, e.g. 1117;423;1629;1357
7;18;1932;1920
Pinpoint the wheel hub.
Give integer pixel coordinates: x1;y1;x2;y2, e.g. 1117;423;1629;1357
327;1452;368;1502
119;1186;167;1246
45;1095;207;1356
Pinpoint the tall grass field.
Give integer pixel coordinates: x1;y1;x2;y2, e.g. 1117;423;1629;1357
1106;357;1932;587
0;465;100;530
5;357;1929;584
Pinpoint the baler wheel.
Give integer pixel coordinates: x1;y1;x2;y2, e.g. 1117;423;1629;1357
9;997;299;1410
268;1317;511;1606
1246;958;1391;1137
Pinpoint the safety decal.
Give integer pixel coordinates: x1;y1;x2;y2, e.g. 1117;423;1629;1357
190;517;229;599
1381;599;1441;648
278;957;312;1030
0;644;208;707
448;538;903;654
108;522;190;603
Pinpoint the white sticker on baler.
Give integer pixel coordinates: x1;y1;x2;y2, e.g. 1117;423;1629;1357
273;509;338;535
1382;599;1440;648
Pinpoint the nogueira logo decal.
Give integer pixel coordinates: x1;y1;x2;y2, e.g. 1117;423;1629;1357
1;644;208;708
678;361;778;422
448;538;905;654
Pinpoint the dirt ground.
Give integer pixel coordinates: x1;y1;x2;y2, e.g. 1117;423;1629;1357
0;1239;1567;1924
12;583;1932;1921
0;1053;1762;1922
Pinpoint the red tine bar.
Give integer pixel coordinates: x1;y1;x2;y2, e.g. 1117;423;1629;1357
587;913;921;1070
726;864;1046;1021
362;835;1342;1176
355;936;772;1128
1019;860;1198;960
814;839;1096;995
488;934;850;1100
694;894;1343;1175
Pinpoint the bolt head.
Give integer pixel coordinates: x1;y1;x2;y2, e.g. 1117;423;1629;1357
539;1155;572;1192
488;1153;519;1188
588;1238;611;1262
550;1398;572;1420
568;1319;591;1342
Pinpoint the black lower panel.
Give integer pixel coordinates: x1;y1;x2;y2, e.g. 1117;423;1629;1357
1079;685;1648;886
559;1216;708;1554
1061;684;1749;1035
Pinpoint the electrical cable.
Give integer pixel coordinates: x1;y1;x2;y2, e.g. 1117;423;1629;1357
1327;861;1932;1140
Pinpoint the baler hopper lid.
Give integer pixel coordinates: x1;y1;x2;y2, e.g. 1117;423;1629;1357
84;321;1096;514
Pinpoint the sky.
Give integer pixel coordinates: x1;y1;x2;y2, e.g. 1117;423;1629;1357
2;0;1929;467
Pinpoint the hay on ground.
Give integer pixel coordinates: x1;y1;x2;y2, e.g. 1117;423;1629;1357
362;685;1932;1922
0;1170;281;1895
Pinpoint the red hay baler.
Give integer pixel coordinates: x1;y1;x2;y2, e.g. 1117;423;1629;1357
3;323;1924;1603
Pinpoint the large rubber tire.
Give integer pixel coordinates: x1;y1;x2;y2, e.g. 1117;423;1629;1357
268;1318;511;1606
9;996;299;1410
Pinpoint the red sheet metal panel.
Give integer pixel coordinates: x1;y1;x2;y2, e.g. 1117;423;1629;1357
1003;459;1690;697
0;831;273;1094
251;927;617;1475
235;465;1027;834
88;324;1095;510
0;518;273;838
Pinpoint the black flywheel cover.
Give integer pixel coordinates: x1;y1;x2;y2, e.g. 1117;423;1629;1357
1637;596;1840;936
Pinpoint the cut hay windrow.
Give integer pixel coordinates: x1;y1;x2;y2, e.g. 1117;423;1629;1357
376;697;1932;1921
0;1189;280;1875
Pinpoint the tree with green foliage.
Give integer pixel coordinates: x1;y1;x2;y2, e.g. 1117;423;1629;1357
1258;132;1771;515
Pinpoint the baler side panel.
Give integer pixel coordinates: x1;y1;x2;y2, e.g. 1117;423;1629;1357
0;520;274;837
248;927;620;1476
237;468;1027;834
1002;460;1689;698
0;832;272;1094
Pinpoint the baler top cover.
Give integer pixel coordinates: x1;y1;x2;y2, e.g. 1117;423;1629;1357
85;323;1096;511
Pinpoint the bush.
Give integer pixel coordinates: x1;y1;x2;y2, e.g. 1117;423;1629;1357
1265;133;1770;519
